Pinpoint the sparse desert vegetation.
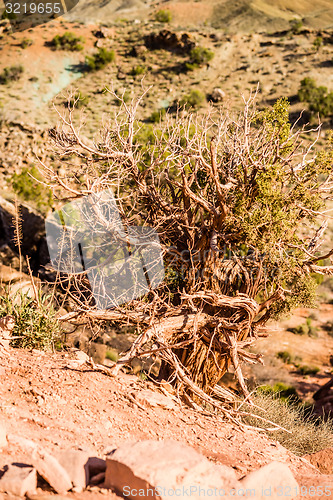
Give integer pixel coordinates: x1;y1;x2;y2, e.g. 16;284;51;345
0;1;333;496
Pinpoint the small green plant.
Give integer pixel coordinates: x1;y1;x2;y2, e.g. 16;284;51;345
1;9;16;19
185;46;214;71
0;65;24;85
85;48;115;71
297;365;320;376
20;38;33;49
66;90;89;109
288;318;318;337
105;349;118;362
258;382;300;403
10;165;53;213
50;31;84;51
298;77;333;118
289;18;303;34
313;36;323;51
114;89;131;106
277;350;293;363
0;291;62;351
148;108;166;123
179;89;205;109
155;9;172;23
131;65;146;76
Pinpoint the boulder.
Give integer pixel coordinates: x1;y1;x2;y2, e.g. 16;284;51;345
304;448;333;474
210;88;226;103
144;30;196;54
0;463;37;497
7;434;72;494
105;440;240;499
93;27;115;39
240;461;299;499
55;449;90;493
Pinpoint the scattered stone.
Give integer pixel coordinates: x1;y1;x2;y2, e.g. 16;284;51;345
304;448;333;474
144;30;196;54
0;463;37;497
210;88;226;103
95;39;105;48
129;45;147;59
55;449;90;493
105;440;240;499
117;68;127;80
132;389;176;409
93;27;114;38
240;461;299;499
7;435;72;494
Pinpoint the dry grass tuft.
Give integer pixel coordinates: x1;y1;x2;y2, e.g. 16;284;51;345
242;392;333;456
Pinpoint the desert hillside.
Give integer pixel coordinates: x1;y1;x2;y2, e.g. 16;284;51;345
1;0;333;498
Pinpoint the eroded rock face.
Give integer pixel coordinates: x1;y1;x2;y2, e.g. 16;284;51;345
105;440;241;499
144;30;196;54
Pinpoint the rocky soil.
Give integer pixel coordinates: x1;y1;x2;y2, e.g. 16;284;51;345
0;346;333;499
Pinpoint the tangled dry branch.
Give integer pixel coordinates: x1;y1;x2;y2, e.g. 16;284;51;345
41;87;333;423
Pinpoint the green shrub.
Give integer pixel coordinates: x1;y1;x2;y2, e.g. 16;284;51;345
114;89;131;106
1;9;16;19
258;382;300;403
0;65;24;85
288;318;318;337
148;108;166;123
179;89;205;109
20;38;33;49
105;349;118;362
10;165;53;213
185;46;214;71
155;9;172;23
289;18;303;34
297;365;320;375
66;90;89;109
298;78;333;117
131;65;146;76
0;291;62;351
277;350;293;363
50;31;85;51
85;48;115;71
313;36;323;51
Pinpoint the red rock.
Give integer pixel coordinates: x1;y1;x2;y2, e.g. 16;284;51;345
7;434;72;494
56;449;90;493
105;440;240;499
240;461;299;499
0;463;37;497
